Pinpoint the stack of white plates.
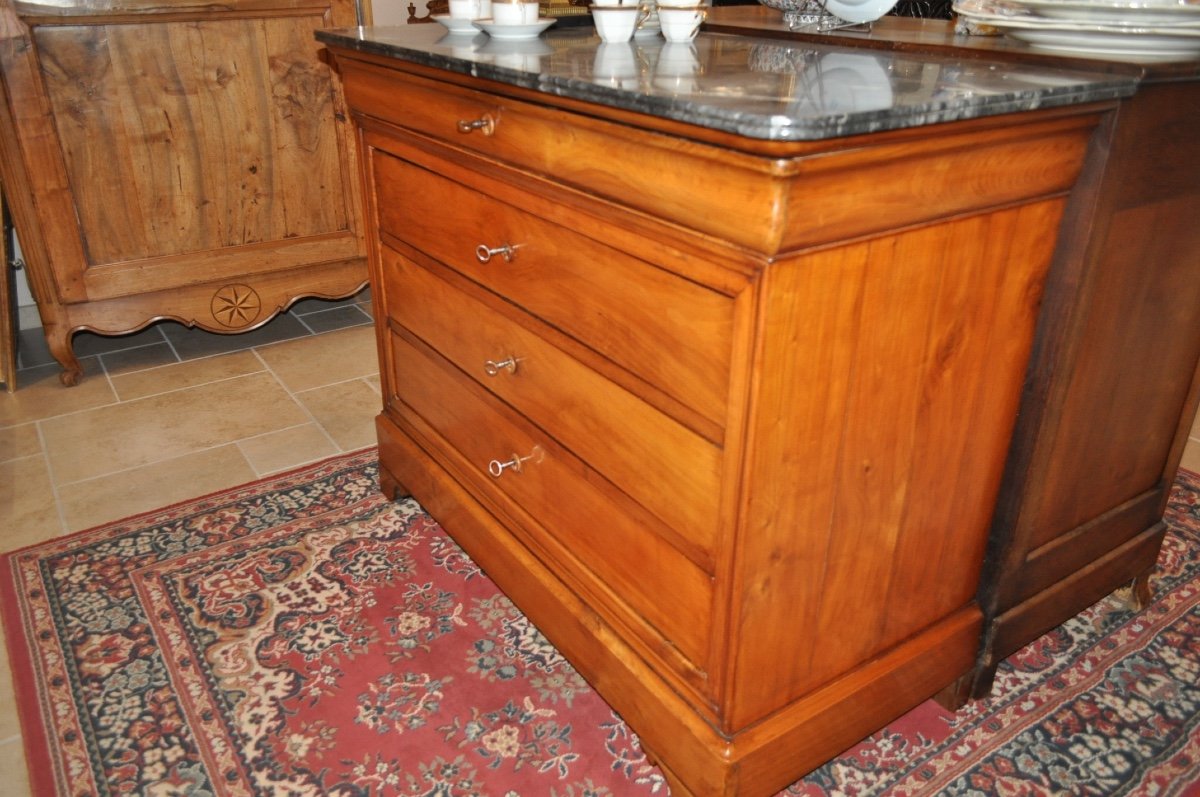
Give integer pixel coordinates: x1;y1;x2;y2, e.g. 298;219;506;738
952;0;1200;61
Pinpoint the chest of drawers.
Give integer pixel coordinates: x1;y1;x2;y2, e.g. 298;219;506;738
325;38;1111;796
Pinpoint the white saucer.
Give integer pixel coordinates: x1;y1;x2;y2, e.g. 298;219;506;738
476;17;557;39
433;14;482;33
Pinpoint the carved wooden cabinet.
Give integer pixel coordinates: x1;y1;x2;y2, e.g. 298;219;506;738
326;38;1112;796
0;0;367;384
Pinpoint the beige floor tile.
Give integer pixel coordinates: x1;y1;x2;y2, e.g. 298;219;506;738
257;325;379;393
110;350;264;402
0;424;41;463
98;341;180;377
0;359;115;428
296;379;380;451
41;372;308;485
0;736;33;797
0;456;64;553
1180;439;1200;475
59;445;258;532
238;423;338;476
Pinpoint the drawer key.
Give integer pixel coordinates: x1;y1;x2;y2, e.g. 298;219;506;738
484;357;520;376
488;446;545;478
476;243;520;263
456;113;497;136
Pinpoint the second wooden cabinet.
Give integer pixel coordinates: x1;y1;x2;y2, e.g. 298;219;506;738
0;0;368;384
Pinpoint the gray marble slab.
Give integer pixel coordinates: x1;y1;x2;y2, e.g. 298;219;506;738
316;23;1136;140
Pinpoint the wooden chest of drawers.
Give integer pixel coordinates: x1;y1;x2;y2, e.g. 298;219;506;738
327;45;1111;796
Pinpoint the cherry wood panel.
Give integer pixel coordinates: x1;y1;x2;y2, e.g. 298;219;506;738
0;0;366;384
727;199;1064;730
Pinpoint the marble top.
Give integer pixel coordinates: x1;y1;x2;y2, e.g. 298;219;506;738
316;22;1137;140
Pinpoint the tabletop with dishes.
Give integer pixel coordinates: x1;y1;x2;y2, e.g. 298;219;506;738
425;0;1200;62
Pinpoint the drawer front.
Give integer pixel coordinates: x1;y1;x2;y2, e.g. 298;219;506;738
342;62;789;253
373;151;734;429
383;246;722;560
386;326;715;672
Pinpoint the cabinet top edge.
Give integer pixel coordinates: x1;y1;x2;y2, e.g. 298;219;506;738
316;22;1136;141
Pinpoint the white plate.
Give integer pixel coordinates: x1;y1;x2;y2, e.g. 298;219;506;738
955;0;1200;24
476;17;557;39
960;0;1200;26
954;4;1200;34
433;14;482;33
822;0;898;23
955;6;1200;60
1016;0;1200;24
1004;26;1200;59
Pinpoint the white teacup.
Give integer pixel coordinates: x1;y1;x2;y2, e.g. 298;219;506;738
656;0;702;7
492;0;540;23
590;4;646;42
448;0;480;18
657;4;705;41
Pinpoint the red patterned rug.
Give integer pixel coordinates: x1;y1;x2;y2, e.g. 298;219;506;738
2;449;1198;796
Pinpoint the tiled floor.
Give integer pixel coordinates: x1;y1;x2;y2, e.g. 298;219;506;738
1186;409;1200;476
0;290;379;795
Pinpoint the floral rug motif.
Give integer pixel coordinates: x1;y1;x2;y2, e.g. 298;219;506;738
2;449;1198;796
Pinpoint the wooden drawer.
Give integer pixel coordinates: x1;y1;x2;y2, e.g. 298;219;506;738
341;61;795;254
385;326;715;673
382;246;722;562
372;151;734;429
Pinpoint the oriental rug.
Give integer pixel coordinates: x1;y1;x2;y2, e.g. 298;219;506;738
2;449;1198;796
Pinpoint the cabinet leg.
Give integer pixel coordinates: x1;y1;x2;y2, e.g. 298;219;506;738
1127;568;1154;611
44;325;83;386
642;747;701;797
378;466;411;501
934;672;974;711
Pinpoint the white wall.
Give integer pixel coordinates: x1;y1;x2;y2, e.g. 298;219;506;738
371;0;418;25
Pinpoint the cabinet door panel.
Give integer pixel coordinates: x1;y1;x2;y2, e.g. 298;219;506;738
35;12;354;267
0;0;366;381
